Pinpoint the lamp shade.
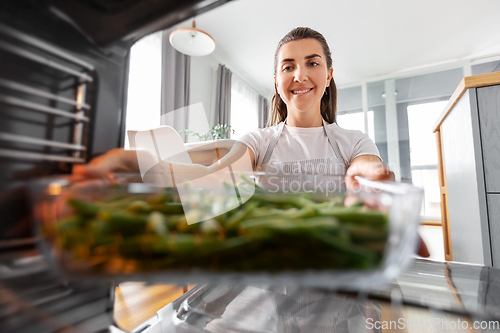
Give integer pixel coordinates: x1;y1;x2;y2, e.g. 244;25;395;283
169;21;215;57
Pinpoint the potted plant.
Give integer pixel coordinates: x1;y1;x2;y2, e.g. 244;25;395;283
178;124;235;141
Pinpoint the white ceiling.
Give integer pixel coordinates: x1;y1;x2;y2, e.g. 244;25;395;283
178;0;500;96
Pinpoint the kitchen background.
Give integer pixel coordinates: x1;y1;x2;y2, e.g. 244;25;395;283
122;0;500;261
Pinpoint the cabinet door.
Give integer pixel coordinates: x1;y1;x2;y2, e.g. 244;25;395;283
441;89;490;265
477;85;500;193
487;194;500;267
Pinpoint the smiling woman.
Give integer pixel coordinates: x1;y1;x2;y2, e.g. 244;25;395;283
235;27;390;193
269;27;336;128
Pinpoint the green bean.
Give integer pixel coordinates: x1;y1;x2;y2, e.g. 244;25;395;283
240;216;339;236
250;193;305;208
88;218;112;235
342;223;388;242
238;174;265;192
88;220;115;245
147;211;169;236
105;195;145;209
224;201;259;229
127;200;152;214
96;209;148;236
310;231;377;268
67;199;100;217
200;219;221;234
317;207;388;226
150;203;184;215
57;216;85;232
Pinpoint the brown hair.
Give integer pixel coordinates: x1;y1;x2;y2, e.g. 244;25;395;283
268;27;337;127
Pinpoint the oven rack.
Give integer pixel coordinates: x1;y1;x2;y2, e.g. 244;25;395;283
0;23;94;166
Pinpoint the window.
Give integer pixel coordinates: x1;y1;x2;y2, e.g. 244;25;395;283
230;75;259;140
123;32;162;149
337;111;375;142
407;100;448;218
472;59;500;75
337;86;375;144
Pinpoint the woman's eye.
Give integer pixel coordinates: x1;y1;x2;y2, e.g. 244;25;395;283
282;65;293;72
309;62;319;67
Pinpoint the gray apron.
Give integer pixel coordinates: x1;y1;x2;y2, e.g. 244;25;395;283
255;118;349;194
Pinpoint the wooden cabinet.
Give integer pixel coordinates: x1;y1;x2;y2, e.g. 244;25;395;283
488;194;500;267
434;72;500;266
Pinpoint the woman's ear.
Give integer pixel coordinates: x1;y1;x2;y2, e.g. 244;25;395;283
326;67;333;87
274;75;278;89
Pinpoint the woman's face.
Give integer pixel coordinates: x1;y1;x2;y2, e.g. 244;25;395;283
275;38;333;117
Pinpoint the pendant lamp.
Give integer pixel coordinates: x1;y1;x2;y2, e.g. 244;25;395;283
169;20;215;56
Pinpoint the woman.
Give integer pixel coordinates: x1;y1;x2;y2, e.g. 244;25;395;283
74;27;392;191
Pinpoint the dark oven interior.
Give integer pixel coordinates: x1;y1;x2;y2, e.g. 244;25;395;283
0;1;230;332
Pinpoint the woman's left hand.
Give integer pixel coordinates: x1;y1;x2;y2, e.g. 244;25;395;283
345;155;430;258
345;155;394;190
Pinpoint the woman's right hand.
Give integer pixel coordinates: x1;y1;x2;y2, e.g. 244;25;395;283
72;143;255;183
72;148;139;179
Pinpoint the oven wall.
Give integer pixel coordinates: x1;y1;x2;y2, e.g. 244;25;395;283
0;0;232;242
0;1;130;187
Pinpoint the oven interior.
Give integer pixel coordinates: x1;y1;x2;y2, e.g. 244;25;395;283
0;1;229;332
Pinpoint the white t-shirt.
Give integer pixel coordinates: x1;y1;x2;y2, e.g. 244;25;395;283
237;122;381;169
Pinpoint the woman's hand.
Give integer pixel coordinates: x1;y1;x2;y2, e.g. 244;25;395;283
72;148;139;179
345;155;394;190
71;143;255;182
345;155;429;257
343;155;392;211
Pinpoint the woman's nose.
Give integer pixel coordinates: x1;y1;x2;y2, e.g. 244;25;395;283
293;66;308;82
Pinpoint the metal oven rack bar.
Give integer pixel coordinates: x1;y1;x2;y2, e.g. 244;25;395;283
0;24;94;71
0;95;90;121
0;40;93;82
0;24;94;166
0;149;85;163
0;78;90;110
0;132;86;151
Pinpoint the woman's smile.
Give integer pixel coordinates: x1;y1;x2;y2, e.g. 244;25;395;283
291;87;314;95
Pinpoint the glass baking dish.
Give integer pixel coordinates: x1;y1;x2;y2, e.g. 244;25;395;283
33;171;422;290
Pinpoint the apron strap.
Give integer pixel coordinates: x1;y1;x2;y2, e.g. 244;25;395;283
259;118;349;169
260;120;286;166
322;118;349;168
